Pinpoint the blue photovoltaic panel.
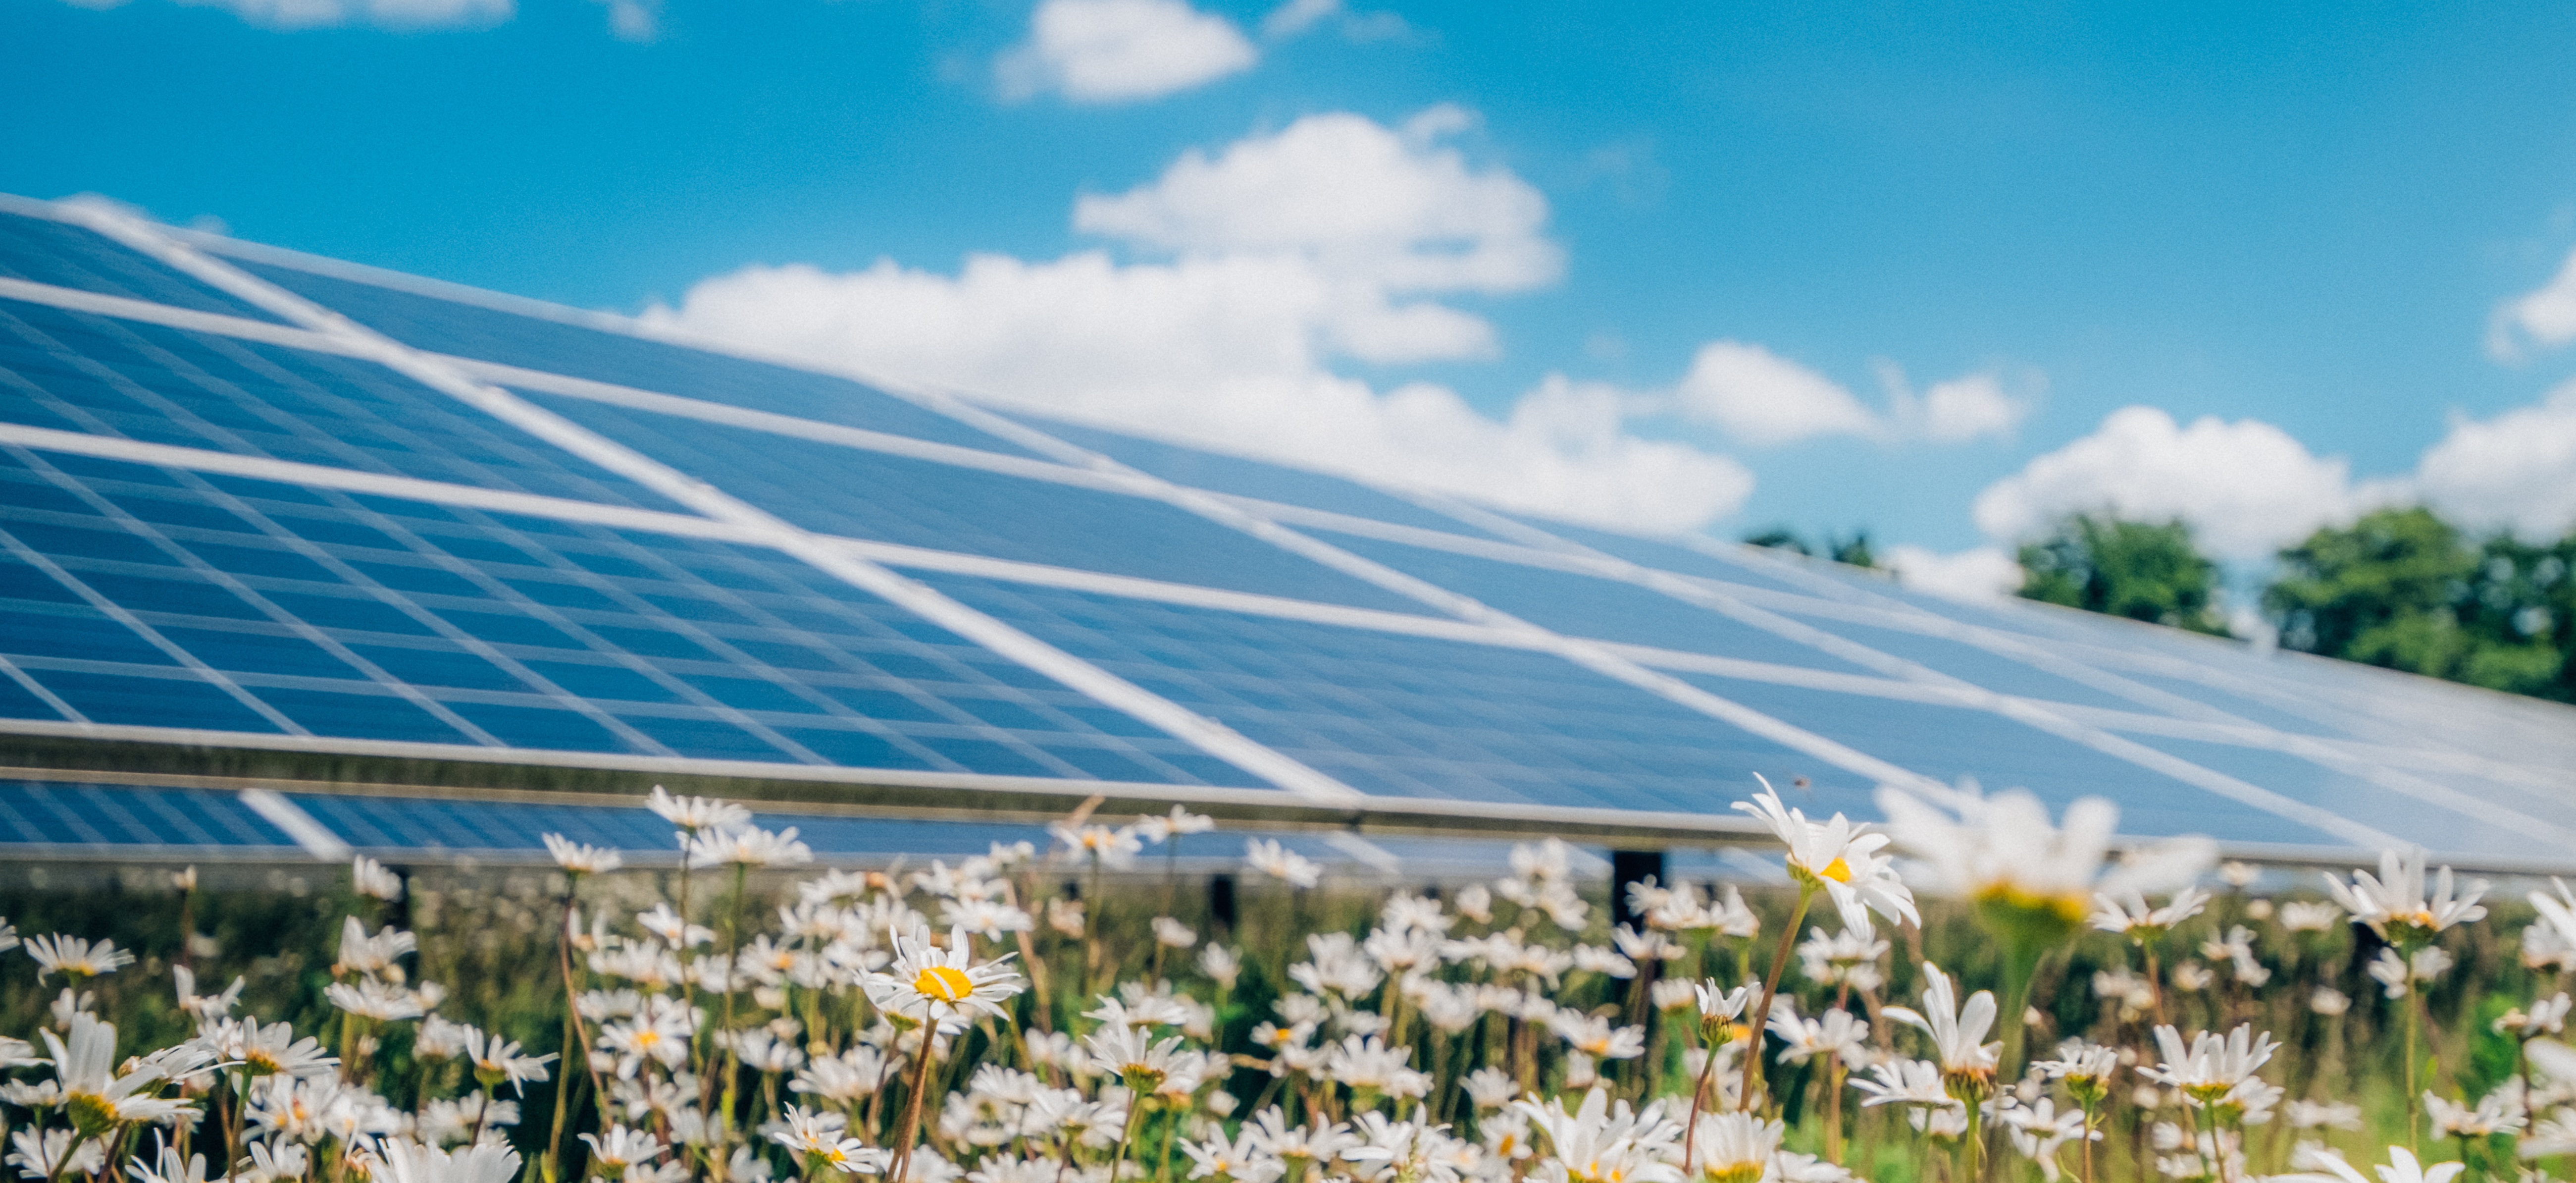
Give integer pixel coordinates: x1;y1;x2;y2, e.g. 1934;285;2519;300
0;211;284;324
0;451;1260;788
2113;734;2561;861
916;571;1855;816
0;781;297;849
1308;529;1882;675
223;258;1045;460
1492;514;1846;599
1775;613;2166;713
0;301;686;511
1670;672;2343;847
2;201;2571;866
1000;410;1514;538
516;390;1438;614
290;791;1362;865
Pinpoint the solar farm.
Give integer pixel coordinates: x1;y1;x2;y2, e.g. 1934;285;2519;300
3;193;2576;1183
0;192;2570;876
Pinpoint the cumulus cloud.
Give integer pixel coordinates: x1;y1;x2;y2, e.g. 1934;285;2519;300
2412;381;2576;538
650;109;1753;533
2491;244;2576;360
1671;341;1879;446
1075;106;1559;298
1258;0;1410;41
1970;406;2361;561
1884;544;2022;601
68;0;513;28
1902;370;2036;442
1667;343;2033;447
995;0;1258;104
594;0;655;40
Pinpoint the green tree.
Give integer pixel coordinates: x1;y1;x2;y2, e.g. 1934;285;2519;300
1744;527;1879;569
2015;514;2229;635
2264;507;2574;699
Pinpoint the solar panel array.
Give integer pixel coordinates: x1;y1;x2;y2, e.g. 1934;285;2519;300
2;192;2573;873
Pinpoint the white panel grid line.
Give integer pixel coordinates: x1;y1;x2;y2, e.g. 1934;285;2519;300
237;789;353;860
0;422;742;539
0;277;353;355
451;359;1137;496
58;201;1367;807
0;651;86;727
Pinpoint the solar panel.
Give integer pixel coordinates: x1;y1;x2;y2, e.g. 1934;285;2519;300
0;209;284;323
994;408;1519;538
0;302;687;510
218;254;1049;460
0;450;1258;785
0;194;2570;870
1304;528;1888;675
916;571;1857;816
514;389;1437;613
0;780;297;850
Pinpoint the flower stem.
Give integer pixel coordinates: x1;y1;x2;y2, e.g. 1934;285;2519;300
1737;882;1817;1113
889;1023;940;1183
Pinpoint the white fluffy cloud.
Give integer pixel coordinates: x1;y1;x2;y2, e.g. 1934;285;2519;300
1672;341;1879;445
1970;406;2358;561
2412;381;2576;538
1668;342;2033;447
1075;106;1560;297
1969;386;2576;563
2492;245;2576;359
650;109;1754;533
64;0;512;27
995;0;1258;104
1884;544;2022;601
1907;372;2031;442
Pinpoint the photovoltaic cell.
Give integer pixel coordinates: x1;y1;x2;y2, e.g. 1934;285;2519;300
0;450;1261;788
222;258;1045;459
0;301;686;510
915;571;1847;815
2;203;2570;866
1488;514;1842;599
0;780;296;849
1772;613;2167;713
1307;529;1882;675
285;791;1377;867
999;410;1514;537
0;211;284;324
1669;671;2345;846
516;390;1437;614
2114;734;2562;861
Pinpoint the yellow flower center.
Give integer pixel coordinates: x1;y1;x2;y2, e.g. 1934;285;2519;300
1817;857;1852;883
916;965;975;1002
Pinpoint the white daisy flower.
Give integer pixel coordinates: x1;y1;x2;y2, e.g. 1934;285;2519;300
864;926;1025;1030
1882;963;1999;1087
1733;779;1917;931
24;935;135;982
542;833;624;874
2329;849;2486;944
1876;786;2215;943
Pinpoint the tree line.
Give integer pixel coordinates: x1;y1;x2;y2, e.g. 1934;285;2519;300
1743;508;2576;703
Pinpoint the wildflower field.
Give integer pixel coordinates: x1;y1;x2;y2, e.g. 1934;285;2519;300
0;780;2565;1183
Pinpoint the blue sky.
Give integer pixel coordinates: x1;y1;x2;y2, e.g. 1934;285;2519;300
12;0;2576;595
